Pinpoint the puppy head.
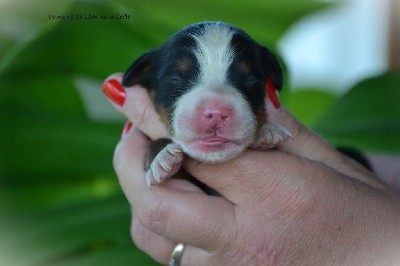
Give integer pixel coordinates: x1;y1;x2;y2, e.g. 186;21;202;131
122;22;283;163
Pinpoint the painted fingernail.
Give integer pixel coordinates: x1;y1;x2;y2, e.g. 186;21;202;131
266;79;280;109
121;121;133;139
102;79;126;106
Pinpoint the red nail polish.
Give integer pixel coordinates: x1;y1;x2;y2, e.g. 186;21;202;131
266;79;280;109
102;79;126;106
121;121;133;139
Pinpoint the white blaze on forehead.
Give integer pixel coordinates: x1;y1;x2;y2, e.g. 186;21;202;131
190;23;235;85
171;23;258;163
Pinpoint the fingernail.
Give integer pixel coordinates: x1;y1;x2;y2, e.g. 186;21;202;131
102;79;126;106
121;121;133;139
266;79;280;109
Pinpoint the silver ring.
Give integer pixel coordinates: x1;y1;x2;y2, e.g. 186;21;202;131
168;243;186;266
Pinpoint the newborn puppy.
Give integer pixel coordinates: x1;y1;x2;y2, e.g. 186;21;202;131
122;22;291;187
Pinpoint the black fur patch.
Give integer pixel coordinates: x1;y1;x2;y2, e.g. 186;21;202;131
145;138;173;170
122;22;282;123
122;32;200;118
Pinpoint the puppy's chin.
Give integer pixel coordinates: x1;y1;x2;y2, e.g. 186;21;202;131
176;138;252;163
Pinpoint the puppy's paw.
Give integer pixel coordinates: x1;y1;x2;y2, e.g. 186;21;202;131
251;123;292;150
146;143;184;187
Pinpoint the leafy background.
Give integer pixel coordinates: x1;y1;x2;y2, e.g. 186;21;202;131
0;0;399;265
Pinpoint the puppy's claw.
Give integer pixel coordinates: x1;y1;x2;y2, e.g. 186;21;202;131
251;123;292;150
145;173;153;188
145;143;184;187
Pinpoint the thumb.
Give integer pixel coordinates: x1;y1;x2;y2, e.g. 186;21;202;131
184;149;290;203
265;98;384;188
266;97;334;163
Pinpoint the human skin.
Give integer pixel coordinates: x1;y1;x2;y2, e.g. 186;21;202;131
105;74;400;265
367;154;400;192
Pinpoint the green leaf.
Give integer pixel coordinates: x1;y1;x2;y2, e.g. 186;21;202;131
0;196;160;266
0;0;73;61
314;72;400;153
118;0;331;46
284;89;338;127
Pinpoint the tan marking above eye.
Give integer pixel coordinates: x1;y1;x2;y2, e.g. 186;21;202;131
176;57;193;73
240;60;251;74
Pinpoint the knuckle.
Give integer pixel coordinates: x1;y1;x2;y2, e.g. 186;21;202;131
136;196;170;235
130;218;146;251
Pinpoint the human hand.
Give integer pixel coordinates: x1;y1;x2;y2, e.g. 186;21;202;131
104;75;400;265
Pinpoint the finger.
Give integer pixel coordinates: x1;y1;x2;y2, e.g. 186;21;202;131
265;98;383;188
185;146;386;204
184;149;298;203
113;126;149;204
104;73;169;140
134;186;235;251
131;214;211;266
131;213;176;264
113;127;236;250
115;125;203;204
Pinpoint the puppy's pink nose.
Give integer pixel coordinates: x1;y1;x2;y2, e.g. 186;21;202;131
203;105;232;126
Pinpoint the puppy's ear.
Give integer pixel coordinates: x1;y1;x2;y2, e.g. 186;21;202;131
122;50;157;87
259;46;283;91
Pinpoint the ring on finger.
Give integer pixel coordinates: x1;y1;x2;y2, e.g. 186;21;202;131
168;243;186;266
